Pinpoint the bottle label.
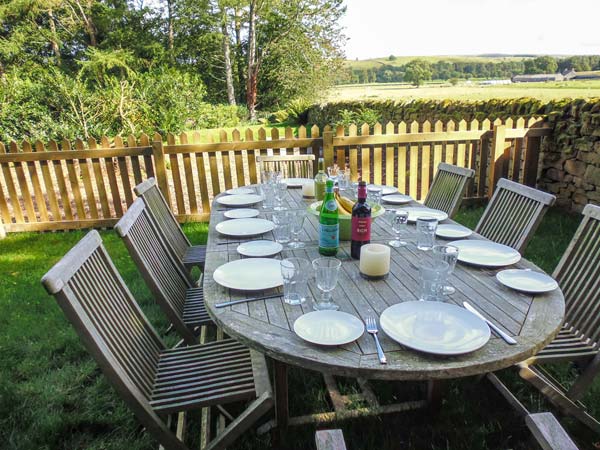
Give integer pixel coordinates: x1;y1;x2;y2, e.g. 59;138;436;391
351;217;371;241
324;200;337;210
319;223;339;249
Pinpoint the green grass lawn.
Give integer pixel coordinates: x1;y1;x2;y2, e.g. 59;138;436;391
1;208;599;449
328;80;600;102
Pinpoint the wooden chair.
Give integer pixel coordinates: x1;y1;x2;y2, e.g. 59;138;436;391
256;154;315;178
41;230;272;450
315;415;580;450
515;203;600;432
134;178;206;273
115;198;212;345
423;163;475;218
475;178;556;253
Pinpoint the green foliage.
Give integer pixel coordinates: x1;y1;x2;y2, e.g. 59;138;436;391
305;97;589;127
524;56;558;75
335;107;381;127
449;77;459;86
403;59;433;87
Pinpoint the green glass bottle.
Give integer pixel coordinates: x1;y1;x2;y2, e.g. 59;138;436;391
314;157;328;201
319;179;339;256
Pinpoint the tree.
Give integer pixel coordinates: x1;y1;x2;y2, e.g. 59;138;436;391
404;59;432;87
524;56;558;74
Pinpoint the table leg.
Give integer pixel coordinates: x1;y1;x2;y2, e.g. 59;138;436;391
271;359;289;450
427;380;446;411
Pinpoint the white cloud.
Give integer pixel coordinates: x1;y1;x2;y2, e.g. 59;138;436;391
341;0;600;58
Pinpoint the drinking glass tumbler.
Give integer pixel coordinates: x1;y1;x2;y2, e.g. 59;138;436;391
280;257;311;305
312;257;342;311
418;259;450;301
288;210;306;249
367;187;382;206
272;211;291;244
416;217;438;250
389;210;409;247
433;245;459;295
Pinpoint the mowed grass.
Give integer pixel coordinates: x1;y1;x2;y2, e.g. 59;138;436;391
328;80;600;102
1;208;599;449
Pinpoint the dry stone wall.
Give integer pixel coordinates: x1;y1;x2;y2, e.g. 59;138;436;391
538;99;600;212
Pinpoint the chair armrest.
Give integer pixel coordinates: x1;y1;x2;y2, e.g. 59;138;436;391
315;429;347;450
526;413;579;450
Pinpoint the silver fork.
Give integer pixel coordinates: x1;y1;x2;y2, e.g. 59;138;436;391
365;317;387;364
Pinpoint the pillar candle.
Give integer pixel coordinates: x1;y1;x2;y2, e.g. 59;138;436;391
359;243;391;278
302;181;315;198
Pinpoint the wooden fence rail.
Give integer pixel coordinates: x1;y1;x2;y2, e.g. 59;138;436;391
0;119;551;235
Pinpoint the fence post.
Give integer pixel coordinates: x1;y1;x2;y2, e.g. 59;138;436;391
488;124;506;200
323;130;334;170
523;121;543;187
0;219;5;239
152;136;172;207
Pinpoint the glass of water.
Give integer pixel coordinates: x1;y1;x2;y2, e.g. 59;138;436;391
288;210;306;249
389;210;409;247
433;245;459;295
280;257;311;305
312;257;342;311
416;217;438;250
418;259;449;301
367;187;382;206
273;173;287;211
272;211;291;244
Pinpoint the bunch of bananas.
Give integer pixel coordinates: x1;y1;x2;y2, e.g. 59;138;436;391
334;192;355;216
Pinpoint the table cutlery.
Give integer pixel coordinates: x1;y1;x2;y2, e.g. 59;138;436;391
365;316;387;364
463;302;517;345
215;293;283;308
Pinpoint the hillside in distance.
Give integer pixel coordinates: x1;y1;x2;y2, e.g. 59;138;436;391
345;55;535;70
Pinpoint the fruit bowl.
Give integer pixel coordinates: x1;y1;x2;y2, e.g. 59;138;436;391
307;201;385;240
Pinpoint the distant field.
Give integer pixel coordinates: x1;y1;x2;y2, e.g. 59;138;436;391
345;55;532;70
327;80;600;102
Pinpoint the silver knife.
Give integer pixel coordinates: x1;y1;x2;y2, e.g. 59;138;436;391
463;302;517;345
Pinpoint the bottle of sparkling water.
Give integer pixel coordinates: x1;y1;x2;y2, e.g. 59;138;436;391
319;179;339;256
314;157;328;201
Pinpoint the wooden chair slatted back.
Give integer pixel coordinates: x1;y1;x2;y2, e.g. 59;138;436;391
257;155;315;179
475;179;556;253
41;231;164;401
424;163;474;217
115;199;191;320
134;178;190;260
553;205;600;344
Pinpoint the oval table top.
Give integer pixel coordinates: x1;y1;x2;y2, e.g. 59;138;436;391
203;185;564;380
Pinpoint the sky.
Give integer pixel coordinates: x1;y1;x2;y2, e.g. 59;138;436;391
341;0;600;59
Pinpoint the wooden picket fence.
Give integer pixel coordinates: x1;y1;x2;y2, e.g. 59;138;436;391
0;118;551;235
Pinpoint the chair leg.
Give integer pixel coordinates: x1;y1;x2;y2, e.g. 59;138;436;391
518;363;600;434
568;353;600;401
486;373;529;417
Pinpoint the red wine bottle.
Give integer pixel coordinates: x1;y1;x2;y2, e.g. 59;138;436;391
351;181;371;259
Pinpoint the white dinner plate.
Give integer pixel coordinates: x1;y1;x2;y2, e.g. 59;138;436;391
367;184;398;196
382;194;413;205
293;311;365;346
213;258;283;291
496;269;558;293
226;187;254;195
237;240;283;257
401;206;449;223
436;224;473;239
224;208;259;219
380;301;491;355
216;194;263;207
215;218;274;237
283;177;312;188
448;239;521;267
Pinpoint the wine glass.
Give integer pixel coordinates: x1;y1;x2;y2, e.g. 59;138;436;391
433;245;459;295
389;210;409;247
312;257;341;311
273;173;287;211
327;165;339;183
288;210;306;249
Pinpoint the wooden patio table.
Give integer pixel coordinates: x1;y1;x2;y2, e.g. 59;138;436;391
202;185;564;445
